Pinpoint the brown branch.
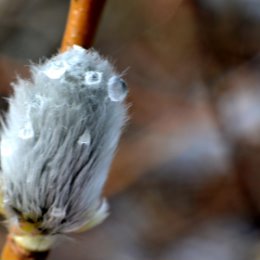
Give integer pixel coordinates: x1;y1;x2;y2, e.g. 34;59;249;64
60;0;107;52
1;228;50;260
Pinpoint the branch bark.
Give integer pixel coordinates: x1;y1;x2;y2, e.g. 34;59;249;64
61;0;107;51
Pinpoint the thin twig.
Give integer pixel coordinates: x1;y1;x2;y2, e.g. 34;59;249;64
2;235;49;260
61;0;107;52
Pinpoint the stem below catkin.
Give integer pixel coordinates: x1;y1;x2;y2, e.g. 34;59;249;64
1;234;50;260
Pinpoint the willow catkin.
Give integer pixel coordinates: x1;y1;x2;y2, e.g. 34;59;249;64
0;45;128;235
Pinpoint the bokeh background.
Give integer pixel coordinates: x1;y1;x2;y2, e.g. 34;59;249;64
1;0;260;259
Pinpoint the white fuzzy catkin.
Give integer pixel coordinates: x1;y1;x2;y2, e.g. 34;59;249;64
0;45;128;234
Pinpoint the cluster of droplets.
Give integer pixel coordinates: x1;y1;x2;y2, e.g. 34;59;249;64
1;47;128;161
0;45;130;236
42;45;84;81
41;45;128;103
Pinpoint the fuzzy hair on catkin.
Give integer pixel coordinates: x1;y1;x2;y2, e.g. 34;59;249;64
0;45;128;234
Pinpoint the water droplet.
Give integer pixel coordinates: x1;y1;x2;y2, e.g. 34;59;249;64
43;60;68;79
50;207;66;218
1;139;13;157
107;76;128;102
18;122;34;140
78;131;91;145
96;199;109;217
84;71;102;86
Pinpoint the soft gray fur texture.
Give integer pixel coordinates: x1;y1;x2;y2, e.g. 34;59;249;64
0;45;128;234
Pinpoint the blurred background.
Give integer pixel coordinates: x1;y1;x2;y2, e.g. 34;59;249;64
1;0;260;259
